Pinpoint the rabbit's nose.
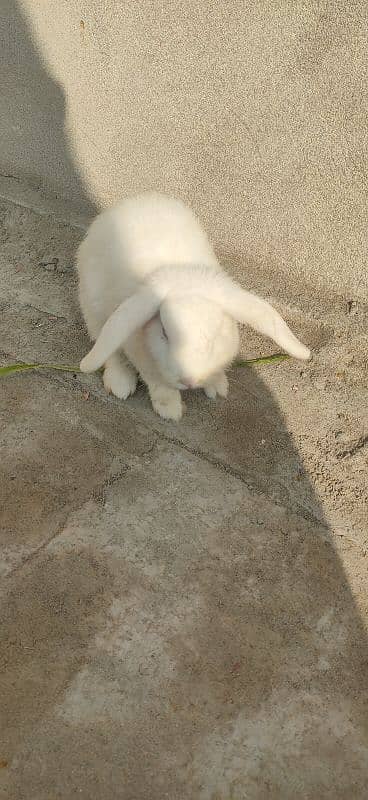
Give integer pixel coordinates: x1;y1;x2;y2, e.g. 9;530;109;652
182;378;195;389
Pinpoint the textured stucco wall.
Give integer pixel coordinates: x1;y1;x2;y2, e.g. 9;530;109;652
1;1;367;298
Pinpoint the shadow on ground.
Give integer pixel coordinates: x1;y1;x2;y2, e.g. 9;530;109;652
0;0;97;217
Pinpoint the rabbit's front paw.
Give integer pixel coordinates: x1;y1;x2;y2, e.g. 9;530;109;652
149;386;183;421
103;360;137;399
204;371;229;400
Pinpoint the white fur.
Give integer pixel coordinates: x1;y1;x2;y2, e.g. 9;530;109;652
77;192;310;420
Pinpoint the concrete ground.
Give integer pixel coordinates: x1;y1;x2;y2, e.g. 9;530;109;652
0;197;367;799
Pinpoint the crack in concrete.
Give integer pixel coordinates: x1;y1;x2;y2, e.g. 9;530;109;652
24;302;68;321
54;371;329;529
3;508;77;581
0;173;22;182
2;354;327;533
146;427;328;530
92;441;158;505
2;429;158;579
92;467;131;505
1;301;72;323
337;434;368;460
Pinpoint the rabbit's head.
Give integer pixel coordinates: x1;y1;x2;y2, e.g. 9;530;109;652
79;265;311;378
144;294;239;389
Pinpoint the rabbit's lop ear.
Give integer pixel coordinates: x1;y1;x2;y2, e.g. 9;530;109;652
80;289;161;373
212;278;311;360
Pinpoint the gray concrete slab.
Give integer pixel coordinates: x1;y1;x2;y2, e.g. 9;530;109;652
1;199;368;798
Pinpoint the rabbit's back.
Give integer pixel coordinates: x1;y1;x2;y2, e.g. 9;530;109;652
77;192;220;336
79;193;219;284
111;192;219;274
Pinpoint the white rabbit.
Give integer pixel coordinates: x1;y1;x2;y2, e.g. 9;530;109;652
77;192;310;421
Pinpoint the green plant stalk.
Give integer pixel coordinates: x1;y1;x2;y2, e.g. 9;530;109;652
0;352;290;378
234;353;290;368
0;363;80;376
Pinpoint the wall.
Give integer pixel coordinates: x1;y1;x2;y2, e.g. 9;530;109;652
1;0;367;298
